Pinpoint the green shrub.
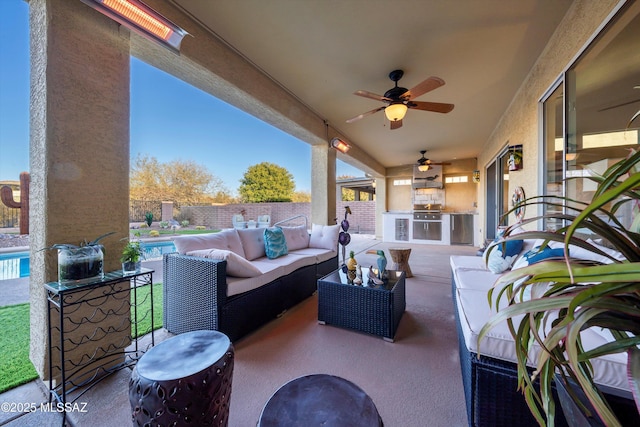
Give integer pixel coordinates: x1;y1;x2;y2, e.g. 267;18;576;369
159;221;169;229
181;220;190;227
144;212;153;227
195;225;206;230
148;230;160;237
139;223;148;229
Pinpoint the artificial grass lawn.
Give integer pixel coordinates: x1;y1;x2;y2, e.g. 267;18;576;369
0;283;163;394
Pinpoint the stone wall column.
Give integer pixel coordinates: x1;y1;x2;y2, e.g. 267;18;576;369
29;0;130;379
311;145;336;225
161;201;174;222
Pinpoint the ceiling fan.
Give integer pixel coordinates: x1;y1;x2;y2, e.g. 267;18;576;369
416;150;450;171
346;69;454;130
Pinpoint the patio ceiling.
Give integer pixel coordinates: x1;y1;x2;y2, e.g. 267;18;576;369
170;0;573;171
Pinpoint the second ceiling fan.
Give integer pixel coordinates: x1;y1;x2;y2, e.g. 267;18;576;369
346;70;454;130
416;150;450;171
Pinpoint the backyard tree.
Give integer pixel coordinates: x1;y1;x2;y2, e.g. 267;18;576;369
239;162;295;202
130;154;228;204
338;175;356;201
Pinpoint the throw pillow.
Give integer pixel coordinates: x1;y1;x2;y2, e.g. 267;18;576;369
264;227;288;259
237;228;267;260
186;249;262;278
309;224;340;250
484;238;524;274
509;245;564;302
174;229;245;257
511;245;566;270
280;225;310;251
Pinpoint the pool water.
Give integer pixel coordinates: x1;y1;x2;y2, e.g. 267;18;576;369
0;240;176;280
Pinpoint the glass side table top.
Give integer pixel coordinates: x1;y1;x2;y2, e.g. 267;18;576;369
320;267;403;291
44;267;154;294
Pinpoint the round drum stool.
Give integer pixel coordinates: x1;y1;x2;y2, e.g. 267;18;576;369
258;374;383;426
129;330;234;426
389;248;413;278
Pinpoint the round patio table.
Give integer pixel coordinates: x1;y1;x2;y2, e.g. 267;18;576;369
258;374;382;426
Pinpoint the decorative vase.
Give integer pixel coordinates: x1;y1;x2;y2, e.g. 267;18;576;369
57;245;104;283
122;261;142;275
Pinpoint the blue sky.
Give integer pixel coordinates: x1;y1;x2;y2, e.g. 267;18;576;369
0;0;361;194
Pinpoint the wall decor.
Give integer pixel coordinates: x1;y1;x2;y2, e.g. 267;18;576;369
507;145;523;171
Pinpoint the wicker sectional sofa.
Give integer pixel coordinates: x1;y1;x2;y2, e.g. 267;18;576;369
450;239;638;426
163;223;339;342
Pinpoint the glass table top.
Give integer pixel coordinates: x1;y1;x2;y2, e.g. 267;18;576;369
320;266;403;291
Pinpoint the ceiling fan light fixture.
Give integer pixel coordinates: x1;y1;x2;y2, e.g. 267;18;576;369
384;103;407;122
418;164;430;172
330;137;350;153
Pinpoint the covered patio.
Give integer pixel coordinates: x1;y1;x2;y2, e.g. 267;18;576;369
5;0;639;425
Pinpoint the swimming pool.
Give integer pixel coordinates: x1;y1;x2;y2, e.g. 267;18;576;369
0;240;176;280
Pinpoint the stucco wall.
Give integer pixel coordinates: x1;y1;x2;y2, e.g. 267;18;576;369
476;0;621;236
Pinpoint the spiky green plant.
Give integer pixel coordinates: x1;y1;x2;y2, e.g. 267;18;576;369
145;212;154;227
479;150;640;426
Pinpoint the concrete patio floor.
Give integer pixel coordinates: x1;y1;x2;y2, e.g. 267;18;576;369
0;234;478;426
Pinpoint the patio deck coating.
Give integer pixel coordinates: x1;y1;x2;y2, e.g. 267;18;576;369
0;234;478;426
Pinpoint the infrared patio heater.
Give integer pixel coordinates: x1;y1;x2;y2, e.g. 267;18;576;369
80;0;188;53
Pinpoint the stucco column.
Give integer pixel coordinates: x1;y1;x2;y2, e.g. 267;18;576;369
311;145;336;225
29;0;130;379
374;178;386;239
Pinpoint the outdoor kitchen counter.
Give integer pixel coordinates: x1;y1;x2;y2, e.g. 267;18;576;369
383;212;479;246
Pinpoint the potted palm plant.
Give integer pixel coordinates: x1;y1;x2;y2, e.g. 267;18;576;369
479;146;640;426
121;239;143;274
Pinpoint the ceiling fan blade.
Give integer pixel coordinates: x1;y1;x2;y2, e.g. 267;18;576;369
404;76;445;100
390;119;403;130
346;106;385;123
354;90;392;102
409;101;455;113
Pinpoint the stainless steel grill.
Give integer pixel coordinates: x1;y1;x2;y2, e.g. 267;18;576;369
412;204;442;241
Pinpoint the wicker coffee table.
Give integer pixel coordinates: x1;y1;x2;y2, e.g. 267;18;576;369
318;267;406;341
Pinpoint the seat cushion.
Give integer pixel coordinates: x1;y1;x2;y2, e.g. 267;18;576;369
455;288;630;393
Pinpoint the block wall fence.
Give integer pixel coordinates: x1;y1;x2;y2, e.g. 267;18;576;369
179;201;375;234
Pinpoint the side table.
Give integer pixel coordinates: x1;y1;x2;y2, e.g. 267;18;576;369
389;248;413;277
129;330;234;426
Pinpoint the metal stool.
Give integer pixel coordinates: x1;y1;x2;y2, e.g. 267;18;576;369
129;330;234;426
389;248;413;278
258;374;383;426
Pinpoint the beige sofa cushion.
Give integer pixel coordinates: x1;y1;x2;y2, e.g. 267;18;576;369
186;249;262;278
237;228;267;260
174;229;244;257
280;225;310;251
309;223;340;250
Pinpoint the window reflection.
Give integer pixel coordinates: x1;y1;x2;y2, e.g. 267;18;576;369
543;2;640;231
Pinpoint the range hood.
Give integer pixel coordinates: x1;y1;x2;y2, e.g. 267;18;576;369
412;165;443;189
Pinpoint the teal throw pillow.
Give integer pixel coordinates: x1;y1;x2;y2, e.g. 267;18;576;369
264;227;288;259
